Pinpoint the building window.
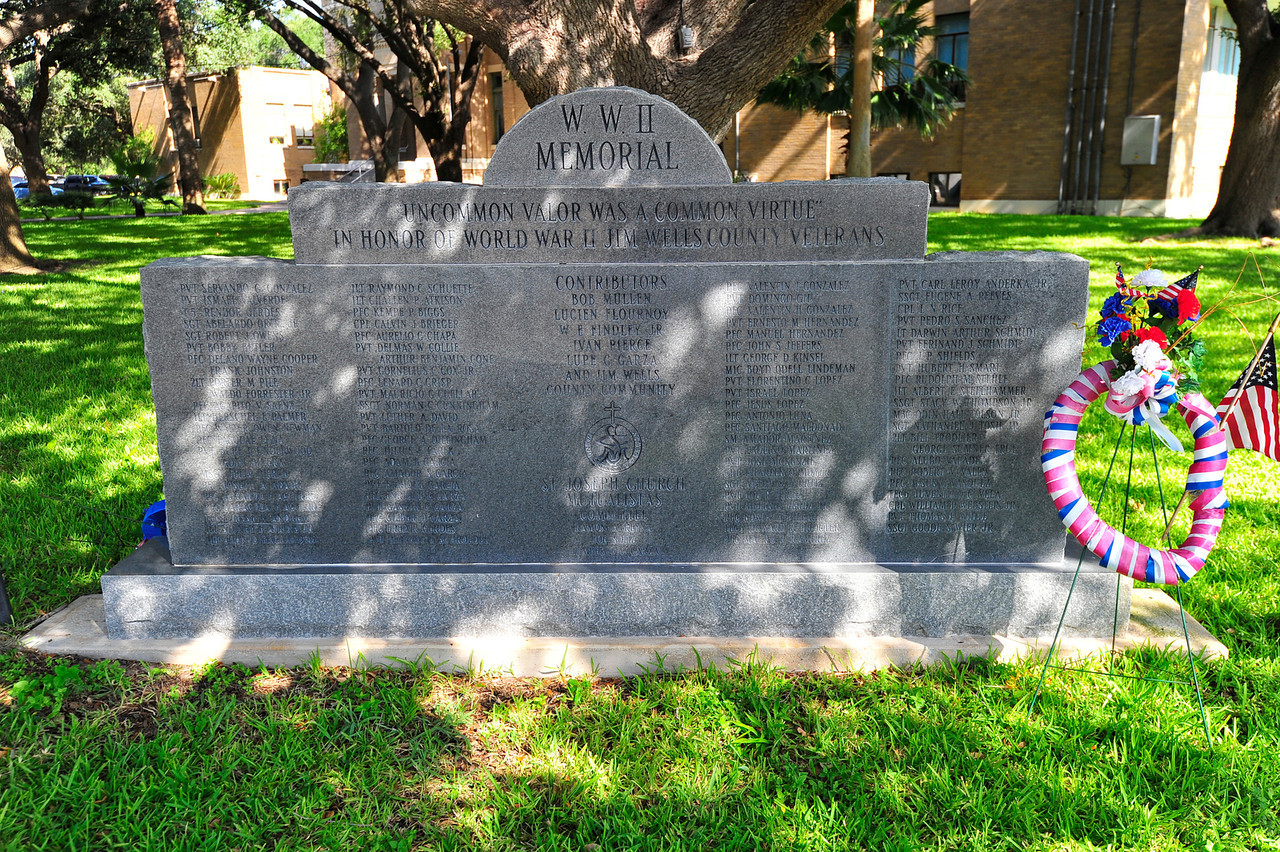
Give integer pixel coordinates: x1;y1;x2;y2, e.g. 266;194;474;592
273;179;290;195
933;13;969;100
1204;8;1240;77
267;102;286;145
191;95;202;150
292;104;315;147
490;72;505;144
878;172;911;180
883;44;915;87
929;172;961;206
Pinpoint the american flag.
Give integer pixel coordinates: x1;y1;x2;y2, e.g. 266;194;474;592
1115;263;1140;299
1154;268;1201;303
1217;332;1279;462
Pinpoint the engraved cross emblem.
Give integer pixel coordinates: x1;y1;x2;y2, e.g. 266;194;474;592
585;401;641;472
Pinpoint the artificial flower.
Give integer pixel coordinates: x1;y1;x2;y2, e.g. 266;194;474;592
1133;326;1168;348
1110;369;1152;399
1177;289;1201;323
1133;268;1167;289
1132;339;1171;372
1101;293;1130;317
1097;315;1131;346
1149;297;1177;320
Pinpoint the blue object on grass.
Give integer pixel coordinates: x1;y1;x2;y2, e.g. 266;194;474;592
0;568;12;625
141;499;167;540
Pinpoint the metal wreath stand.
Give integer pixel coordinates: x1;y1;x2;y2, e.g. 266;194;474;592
1027;360;1230;744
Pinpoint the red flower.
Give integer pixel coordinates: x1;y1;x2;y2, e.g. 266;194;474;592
1177;290;1201;323
1133;326;1169;348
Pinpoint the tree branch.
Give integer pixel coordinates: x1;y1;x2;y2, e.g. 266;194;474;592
257;2;342;83
1223;0;1275;56
283;0;391;85
0;0;91;53
682;0;848;97
28;44;54;125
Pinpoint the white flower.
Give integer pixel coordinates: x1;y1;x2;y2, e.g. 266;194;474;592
1132;268;1167;290
1111;369;1148;397
1132;339;1170;371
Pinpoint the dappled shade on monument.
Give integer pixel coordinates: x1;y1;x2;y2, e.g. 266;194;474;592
103;89;1109;644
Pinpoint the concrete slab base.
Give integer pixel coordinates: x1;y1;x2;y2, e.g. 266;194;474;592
100;540;1131;642
22;588;1226;676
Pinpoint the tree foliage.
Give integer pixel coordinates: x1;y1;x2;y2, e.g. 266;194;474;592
29;72;131;173
758;0;969;137
312;102;347;164
183;1;320;73
0;0;148;273
0;0;157;190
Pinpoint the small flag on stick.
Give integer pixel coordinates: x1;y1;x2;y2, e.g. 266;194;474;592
1216;313;1280;462
1154;267;1201;304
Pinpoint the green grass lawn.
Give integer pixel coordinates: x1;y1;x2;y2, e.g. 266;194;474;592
17;196;272;221
1;211;1278;850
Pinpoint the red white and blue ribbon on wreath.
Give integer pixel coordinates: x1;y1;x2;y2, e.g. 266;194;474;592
1041;361;1228;585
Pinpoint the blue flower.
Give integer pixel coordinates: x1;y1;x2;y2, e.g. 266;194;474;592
1096;316;1131;346
1149;297;1177;320
1101;293;1129;317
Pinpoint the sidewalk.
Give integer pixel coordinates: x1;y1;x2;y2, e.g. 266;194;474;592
20;200;288;224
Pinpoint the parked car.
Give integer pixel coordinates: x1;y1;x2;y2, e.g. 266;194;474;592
11;180;63;200
62;174;111;194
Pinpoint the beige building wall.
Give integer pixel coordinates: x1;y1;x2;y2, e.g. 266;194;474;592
235;67;334;197
1179;3;1238;216
129;66;333;199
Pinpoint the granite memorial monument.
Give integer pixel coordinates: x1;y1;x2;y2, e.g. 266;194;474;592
103;87;1123;644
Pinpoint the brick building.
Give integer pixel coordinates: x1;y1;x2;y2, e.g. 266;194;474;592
130;0;1237;215
869;0;1238;216
128;66;337;199
350;0;1237;218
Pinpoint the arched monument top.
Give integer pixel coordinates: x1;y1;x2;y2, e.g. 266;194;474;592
483;86;734;187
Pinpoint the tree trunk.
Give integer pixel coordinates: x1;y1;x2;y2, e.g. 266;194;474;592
846;0;873;177
405;0;847;140
8;122;50;193
0;0;95;274
422;114;468;181
0;47;54;194
155;0;206;215
404;38;483;184
351;70;399;182
257;6;400;183
0;151;37;273
0;0;93;52
1199;53;1280;236
428;145;464;182
1200;0;1280;237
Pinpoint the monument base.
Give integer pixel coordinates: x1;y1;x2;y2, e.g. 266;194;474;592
102;539;1130;641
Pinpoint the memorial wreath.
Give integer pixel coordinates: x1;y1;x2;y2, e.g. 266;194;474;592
1041;264;1228;585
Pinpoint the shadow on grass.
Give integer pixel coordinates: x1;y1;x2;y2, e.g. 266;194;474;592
1;214;293;621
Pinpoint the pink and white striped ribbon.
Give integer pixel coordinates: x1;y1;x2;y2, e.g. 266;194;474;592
1041;364;1229;585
